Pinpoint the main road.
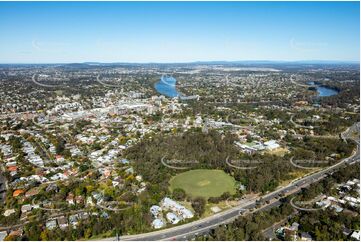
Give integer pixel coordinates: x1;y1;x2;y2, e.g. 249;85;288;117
105;123;359;241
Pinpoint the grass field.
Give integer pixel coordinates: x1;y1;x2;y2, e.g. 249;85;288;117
169;169;237;199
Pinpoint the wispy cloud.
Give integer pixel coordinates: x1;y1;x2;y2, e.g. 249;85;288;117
31;39;70;53
290;38;328;52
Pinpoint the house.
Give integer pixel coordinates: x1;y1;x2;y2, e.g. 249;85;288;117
86;197;94;207
92;191;103;201
283;222;299;240
79;212;89;220
264;140;280;150
343;227;352;237
55;155;65;163
21;204;32;214
316;199;331;208
46;183;59;193
7;165;17;172
346;180;356;186
42;200;52;208
150;205;162;217
161;197;180;210
3;209;16;217
69;214;79;227
331;204;343;213
50;173;67;181
45;220;57;230
166;212;180;224
179;207;194;219
344;196;359;204
290;222;299;231
66;193;75;205
25;187;40;198
28;174;48;183
234;141;265;154
9;171;17;177
57;216;68;230
100;211;109;218
160;197;194;220
120;158;129;164
350;231;360;241
327;196;338;203
152;218;165;229
13;189;25;197
275;227;285;239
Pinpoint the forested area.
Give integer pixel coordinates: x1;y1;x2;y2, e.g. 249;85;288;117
126;128;356;197
125;129;238;197
287;135;355;161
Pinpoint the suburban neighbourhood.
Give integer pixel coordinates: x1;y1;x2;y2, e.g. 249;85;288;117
0;1;360;241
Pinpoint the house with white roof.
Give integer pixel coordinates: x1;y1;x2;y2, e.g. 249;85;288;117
3;209;16;217
152;219;165;229
166;212;180;224
264;140;280;150
351;231;360;241
150;205;162;217
160;197;194;219
45;220;57;230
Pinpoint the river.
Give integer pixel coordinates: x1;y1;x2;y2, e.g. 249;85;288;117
154;75;181;98
307;81;339;97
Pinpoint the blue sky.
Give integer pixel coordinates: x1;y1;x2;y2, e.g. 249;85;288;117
0;1;359;63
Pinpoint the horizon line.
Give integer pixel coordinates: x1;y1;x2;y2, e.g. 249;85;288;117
0;60;360;65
